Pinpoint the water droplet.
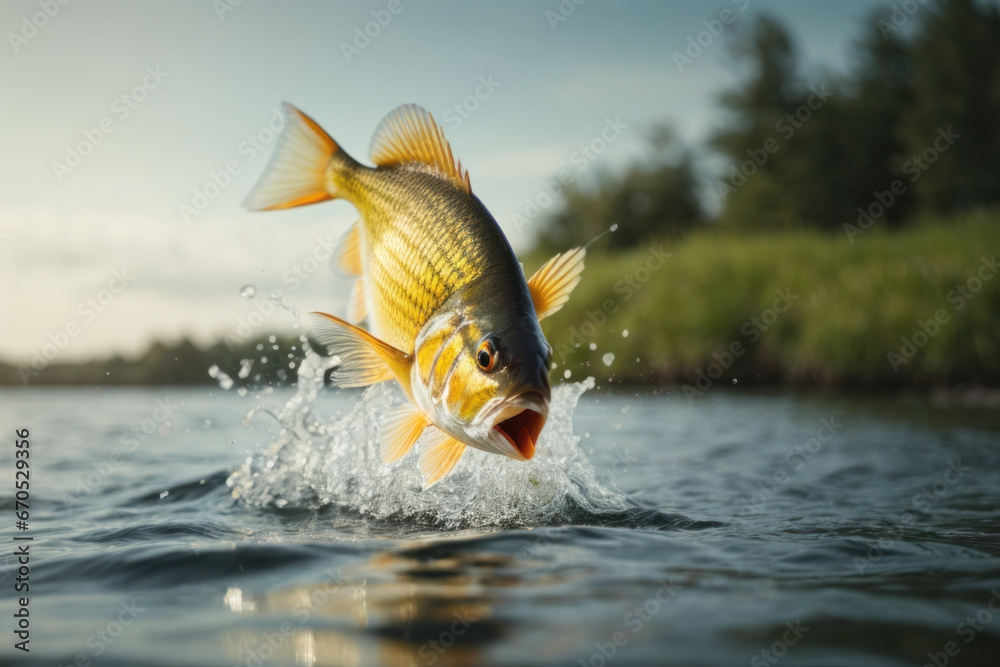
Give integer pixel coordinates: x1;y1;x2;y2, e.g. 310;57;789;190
621;405;630;414
732;378;738;385
238;358;254;379
240;284;256;299
563;369;572;379
268;335;277;344
208;364;234;390
602;353;615;366
260;356;268;365
589;343;597;350
621;329;629;338
159;491;169;499
610;223;619;232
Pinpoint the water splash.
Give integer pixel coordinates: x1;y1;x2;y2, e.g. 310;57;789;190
227;347;628;529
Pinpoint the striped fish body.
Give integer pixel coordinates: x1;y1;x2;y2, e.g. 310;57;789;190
336;164;532;355
245;103;585;488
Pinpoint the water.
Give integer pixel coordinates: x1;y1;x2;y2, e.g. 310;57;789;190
2;363;999;666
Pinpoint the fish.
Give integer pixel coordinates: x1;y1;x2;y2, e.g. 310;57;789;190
244;102;585;487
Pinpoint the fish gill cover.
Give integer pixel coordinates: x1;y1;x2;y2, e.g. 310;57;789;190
226;345;630;529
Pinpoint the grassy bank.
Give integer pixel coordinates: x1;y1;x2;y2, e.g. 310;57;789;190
537;210;1000;388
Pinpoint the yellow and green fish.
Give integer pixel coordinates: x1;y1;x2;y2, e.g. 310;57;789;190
244;103;585;487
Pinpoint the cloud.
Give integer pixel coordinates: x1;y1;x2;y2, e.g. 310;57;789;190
0;205;353;361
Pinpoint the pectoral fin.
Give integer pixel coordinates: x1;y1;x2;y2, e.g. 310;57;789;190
526;247;586;320
310;312;411;391
380;403;429;463
418;427;467;488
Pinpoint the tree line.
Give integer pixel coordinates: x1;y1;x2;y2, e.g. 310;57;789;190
534;0;1000;254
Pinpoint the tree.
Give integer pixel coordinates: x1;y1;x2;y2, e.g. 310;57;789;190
903;0;1000;213
534;126;703;254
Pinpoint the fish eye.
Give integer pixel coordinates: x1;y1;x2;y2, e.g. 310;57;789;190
476;338;498;372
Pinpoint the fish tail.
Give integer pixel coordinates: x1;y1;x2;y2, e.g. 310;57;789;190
243;103;351;211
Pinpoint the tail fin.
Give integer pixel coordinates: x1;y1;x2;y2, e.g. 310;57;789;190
243;103;340;211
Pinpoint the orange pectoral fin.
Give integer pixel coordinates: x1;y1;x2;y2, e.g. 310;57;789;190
526;247;586;320
310;312;412;391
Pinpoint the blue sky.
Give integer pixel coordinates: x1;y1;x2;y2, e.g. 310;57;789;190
0;0;893;362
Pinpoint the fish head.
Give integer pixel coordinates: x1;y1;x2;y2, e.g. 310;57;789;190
412;307;552;462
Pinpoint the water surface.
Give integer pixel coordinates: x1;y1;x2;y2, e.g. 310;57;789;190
2;366;999;666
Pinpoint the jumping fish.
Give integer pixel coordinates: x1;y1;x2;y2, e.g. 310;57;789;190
245;103;585;487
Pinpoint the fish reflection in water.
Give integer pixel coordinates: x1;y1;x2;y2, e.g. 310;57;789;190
219;544;553;667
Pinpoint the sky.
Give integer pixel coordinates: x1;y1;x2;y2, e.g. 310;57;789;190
0;0;894;363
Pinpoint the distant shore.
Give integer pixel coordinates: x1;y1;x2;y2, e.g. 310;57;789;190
4;211;997;391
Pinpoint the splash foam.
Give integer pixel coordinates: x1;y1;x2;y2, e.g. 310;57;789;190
227;348;627;529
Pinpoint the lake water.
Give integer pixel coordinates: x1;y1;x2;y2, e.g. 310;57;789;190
2;355;999;666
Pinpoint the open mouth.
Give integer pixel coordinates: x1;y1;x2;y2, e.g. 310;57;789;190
493;407;546;461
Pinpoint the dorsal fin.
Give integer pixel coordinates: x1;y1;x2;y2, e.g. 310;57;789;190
369;104;471;193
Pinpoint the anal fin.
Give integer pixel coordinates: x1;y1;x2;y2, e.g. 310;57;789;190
418;427;467;488
347;279;367;324
332;221;363;278
380;403;429;463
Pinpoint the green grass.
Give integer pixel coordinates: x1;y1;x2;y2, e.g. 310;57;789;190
534;209;1000;387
